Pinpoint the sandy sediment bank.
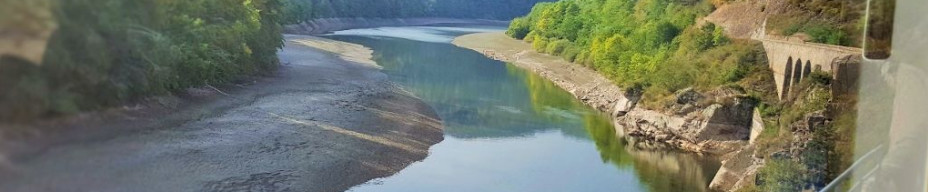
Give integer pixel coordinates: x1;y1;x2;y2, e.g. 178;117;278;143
0;35;442;192
284;17;508;35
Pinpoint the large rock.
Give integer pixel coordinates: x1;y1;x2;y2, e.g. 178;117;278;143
675;87;704;105
619;96;756;154
690;97;757;142
612;94;639;117
749;109;765;144
710;145;765;191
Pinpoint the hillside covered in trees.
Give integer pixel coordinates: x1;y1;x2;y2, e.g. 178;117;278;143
505;0;863;191
1;0;554;122
1;0;285;122
281;0;554;24
506;0;767;109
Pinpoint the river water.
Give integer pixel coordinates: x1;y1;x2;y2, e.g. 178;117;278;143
327;25;720;192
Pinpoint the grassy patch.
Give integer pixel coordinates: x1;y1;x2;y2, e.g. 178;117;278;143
765;0;865;46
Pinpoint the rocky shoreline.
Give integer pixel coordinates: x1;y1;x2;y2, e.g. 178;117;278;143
453;32;759;156
453;32;764;191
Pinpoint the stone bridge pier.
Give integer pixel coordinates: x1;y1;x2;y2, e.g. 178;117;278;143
760;38;861;99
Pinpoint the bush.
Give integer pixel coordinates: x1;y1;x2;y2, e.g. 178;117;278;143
533;37;549;52
758;158;807;192
545;39;571;55
507;17;533;39
561;46;581;62
806;71;832;86
766;9;859;46
805;26;850;46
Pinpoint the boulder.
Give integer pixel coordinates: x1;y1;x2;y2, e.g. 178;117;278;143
612;96;636;117
701;140;748;155
688;97;757;143
749;108;765;144
675;87;704;105
611;91;640;117
710;145;760;191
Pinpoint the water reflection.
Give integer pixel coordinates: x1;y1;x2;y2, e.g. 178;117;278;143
328;26;719;192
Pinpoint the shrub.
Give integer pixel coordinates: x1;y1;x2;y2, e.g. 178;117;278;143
533;37;549;52
758;158;807;192
545;39;571;55
507;17;533;39
561;46;581;62
807;71;832;86
805;26;850;46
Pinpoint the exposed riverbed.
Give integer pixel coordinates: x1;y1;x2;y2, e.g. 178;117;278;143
0;35;442;192
329;25;721;192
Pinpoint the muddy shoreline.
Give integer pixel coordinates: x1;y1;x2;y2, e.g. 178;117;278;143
0;35;442;192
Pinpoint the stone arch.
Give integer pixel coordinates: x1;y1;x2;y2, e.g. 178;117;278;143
782;57;794;98
803;61;813;79
793;58;803;86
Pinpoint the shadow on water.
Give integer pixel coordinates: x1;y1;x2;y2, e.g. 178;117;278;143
328;26;720;192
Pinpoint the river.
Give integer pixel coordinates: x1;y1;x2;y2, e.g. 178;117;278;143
326;25;721;192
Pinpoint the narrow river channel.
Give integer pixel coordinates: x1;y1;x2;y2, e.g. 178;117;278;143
327;25;721;192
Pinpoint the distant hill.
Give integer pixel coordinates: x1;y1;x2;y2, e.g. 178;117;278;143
281;0;555;24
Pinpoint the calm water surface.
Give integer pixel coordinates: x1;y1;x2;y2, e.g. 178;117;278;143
327;26;720;192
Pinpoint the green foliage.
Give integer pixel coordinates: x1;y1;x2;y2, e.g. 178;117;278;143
279;0;554;22
777;19;851;46
0;0;285;122
766;0;865;46
433;0;557;20
758;158;807;192
545;39;571;55
507;17;533;39
281;0;312;24
507;0;768;109
532;36;548;53
805;25;850;46
806;71;832;86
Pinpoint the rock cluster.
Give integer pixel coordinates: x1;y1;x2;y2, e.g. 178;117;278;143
616;87;758;155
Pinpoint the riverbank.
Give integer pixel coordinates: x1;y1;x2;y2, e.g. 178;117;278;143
454;32;774;191
0;35;442;192
284;18;508;35
453;32;752;155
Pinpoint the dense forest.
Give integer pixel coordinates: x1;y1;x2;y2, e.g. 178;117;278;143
1;0;285;122
281;0;554;24
506;0;766;109
0;0;553;122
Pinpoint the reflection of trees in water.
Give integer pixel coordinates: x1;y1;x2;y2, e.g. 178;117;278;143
334;34;721;191
584;110;721;192
332;35;591;139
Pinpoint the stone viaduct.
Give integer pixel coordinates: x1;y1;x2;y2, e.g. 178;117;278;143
759;37;861;99
704;2;863;100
